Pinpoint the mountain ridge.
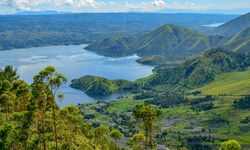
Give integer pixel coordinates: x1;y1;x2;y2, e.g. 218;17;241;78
213;12;250;36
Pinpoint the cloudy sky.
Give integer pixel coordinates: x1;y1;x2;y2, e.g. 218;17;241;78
0;0;249;14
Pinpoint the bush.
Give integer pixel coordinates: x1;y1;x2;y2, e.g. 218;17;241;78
191;102;214;111
219;140;241;150
234;97;250;109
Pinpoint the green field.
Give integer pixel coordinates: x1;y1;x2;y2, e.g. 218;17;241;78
197;69;250;95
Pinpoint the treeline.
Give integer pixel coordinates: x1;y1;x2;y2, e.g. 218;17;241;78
0;66;124;150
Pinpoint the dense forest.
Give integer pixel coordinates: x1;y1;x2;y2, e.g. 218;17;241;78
0;65;161;150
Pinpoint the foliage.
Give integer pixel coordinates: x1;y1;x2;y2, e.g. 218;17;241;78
0;66;122;150
94;125;110;149
133;104;161;149
234;97;250;110
191;102;214;111
185;135;214;150
144;94;188;108
130;133;146;150
219;140;241;150
110;129;122;142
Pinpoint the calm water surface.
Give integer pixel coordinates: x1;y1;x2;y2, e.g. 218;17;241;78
0;44;153;107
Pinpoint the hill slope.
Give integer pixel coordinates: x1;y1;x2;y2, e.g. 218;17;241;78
213;12;250;36
87;24;227;57
223;27;250;54
147;48;250;88
132;24;210;56
85;36;135;57
70;75;136;96
197;70;250;95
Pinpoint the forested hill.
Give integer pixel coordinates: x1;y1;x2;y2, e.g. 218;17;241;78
86;24;226;57
131;24;219;57
0;13;237;50
147;48;250;88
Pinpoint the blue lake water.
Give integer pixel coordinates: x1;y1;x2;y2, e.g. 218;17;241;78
0;44;153;107
203;22;225;27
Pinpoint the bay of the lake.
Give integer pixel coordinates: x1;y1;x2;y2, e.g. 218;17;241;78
0;44;153;107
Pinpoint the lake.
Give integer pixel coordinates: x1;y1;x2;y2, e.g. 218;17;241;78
0;44;153;107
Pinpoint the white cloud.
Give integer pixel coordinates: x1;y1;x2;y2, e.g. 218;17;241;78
0;0;249;13
154;0;166;7
122;0;167;12
0;0;106;11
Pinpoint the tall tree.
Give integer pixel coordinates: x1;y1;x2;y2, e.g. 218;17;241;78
94;125;110;150
130;133;146;150
110;129;122;143
133;104;161;150
32;66;67;150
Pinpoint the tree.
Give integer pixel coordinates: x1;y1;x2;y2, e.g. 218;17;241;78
0;66;19;82
0;123;15;150
94;125;110;149
220;140;241;150
110;129;122;142
0;92;16;121
133;104;161;150
32;66;67;150
130;133;146;150
13;80;31;111
58;105;88;149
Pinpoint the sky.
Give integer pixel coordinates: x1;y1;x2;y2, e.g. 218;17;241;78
0;0;249;14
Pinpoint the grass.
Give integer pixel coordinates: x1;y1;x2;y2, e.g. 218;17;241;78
197;70;250;95
79;92;250;149
107;98;144;112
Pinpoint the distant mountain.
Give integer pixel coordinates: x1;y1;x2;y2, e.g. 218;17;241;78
157;9;249;15
213;12;250;36
0;13;239;51
14;11;70;15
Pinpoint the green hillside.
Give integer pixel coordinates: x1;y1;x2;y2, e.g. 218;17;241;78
147;48;250;88
85;35;135;57
70;75;137;96
87;24;228;58
132;24;210;56
223;27;250;54
213;12;250;36
136;55;185;66
197;70;250;95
